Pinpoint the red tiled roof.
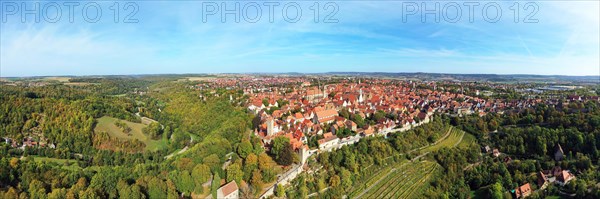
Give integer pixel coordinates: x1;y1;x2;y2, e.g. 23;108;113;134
221;181;238;197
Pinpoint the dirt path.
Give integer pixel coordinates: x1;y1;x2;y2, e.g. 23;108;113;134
408;126;453;154
164;146;188;159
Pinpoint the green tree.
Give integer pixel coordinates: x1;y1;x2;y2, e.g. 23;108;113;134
226;163;243;184
275;184;285;198
79;188;100;199
143;122;163;139
204;154;221;171
490;182;503;199
211;173;221;199
340;168;353;189
272;136;290;160
277;144;294;166
48;188;67;199
237;140;253;158
166;179;179;199
147;176;167;199
353;114;365;128
169;170;194;196
29;180;47;199
192;164;211;194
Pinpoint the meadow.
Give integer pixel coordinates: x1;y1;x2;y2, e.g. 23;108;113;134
94;116;167;151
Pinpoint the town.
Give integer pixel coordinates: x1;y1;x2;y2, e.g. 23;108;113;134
191;75;599;199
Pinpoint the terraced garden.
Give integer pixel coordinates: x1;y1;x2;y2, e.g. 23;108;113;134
350;126;471;199
355;161;440;199
348;159;409;198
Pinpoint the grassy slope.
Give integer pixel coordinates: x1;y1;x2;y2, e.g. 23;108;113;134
420;128;465;153
94;116;167;151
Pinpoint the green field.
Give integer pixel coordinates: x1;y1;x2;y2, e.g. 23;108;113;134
32;156;83;171
420;128;465;153
357;161;439;199
94;116;167;151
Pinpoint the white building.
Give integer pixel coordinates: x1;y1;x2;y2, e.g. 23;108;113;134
217;181;239;199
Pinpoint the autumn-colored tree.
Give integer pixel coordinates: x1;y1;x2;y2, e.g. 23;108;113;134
329;175;340;187
251;170;263;193
258;153;272;171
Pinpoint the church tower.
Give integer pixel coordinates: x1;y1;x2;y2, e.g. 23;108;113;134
359;89;364;103
267;117;274;136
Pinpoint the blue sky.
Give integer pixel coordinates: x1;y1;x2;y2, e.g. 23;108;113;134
1;1;598;76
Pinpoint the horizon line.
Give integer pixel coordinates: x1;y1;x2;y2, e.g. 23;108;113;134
2;71;600;79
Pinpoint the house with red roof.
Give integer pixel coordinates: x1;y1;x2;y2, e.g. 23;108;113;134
217;181;239;199
314;109;338;124
514;183;531;198
318;132;340;151
556;170;575;186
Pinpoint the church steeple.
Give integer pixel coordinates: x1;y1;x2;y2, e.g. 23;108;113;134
359;89;364;103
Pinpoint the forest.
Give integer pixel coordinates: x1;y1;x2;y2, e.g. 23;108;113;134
0;78;274;198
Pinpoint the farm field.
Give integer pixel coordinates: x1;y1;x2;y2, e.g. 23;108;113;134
42;77;71;82
420;128;465;153
356;161;440;199
94;116;167;151
63;82;100;86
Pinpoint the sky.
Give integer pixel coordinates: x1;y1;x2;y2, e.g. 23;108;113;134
0;0;599;77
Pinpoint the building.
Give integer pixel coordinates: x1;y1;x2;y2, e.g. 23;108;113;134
556;170;575;186
299;145;309;165
537;172;549;190
314;109;338;124
492;149;501;157
514;183;532;198
318;132;340;151
217;181;239;199
266;116;276;137
554;144;564;161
